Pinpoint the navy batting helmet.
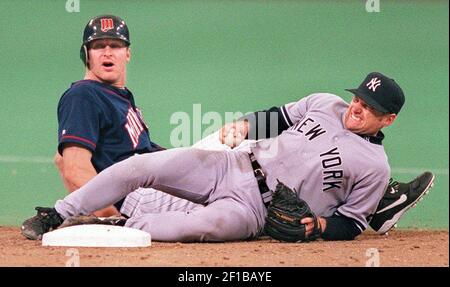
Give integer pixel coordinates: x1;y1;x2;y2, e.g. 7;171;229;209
80;15;131;66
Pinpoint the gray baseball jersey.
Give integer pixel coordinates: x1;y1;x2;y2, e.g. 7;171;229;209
55;93;390;241
252;93;390;231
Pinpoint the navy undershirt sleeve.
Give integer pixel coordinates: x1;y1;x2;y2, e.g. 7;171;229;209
239;107;290;140
321;214;362;241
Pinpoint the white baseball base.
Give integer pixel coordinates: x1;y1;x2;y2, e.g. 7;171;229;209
42;225;151;247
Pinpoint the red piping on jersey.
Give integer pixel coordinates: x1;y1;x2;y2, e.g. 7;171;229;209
61;135;97;148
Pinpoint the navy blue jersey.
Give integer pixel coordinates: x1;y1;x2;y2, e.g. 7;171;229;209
57;80;161;172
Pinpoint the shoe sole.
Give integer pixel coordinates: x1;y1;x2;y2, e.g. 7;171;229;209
377;173;435;234
21;226;42;240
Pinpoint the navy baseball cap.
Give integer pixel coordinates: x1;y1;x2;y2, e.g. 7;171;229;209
346;72;405;114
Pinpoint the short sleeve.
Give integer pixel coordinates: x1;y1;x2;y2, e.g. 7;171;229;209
57;88;100;155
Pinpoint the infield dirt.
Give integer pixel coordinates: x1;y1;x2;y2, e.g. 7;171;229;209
0;227;447;267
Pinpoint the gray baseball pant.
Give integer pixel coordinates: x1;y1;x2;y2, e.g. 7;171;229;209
55;148;267;242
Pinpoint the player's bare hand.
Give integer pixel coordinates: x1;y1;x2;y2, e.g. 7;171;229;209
301;217;326;237
219;121;249;148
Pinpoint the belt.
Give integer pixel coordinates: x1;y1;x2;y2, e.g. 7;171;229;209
249;152;272;207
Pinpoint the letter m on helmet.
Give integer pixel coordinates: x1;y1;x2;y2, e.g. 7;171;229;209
101;18;114;32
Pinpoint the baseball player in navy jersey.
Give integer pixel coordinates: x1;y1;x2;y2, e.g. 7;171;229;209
22;72;435;241
53;15;200;217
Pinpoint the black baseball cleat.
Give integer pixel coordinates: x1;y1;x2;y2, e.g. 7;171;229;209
369;171;435;235
58;215;127;229
21;207;64;240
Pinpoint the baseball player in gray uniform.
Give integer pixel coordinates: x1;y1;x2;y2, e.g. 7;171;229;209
22;72;418;242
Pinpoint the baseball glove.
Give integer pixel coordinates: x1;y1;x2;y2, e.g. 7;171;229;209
264;180;321;242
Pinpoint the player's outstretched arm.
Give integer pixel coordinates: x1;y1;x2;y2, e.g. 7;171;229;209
238;106;290;140
219;120;249;148
55;144;120;217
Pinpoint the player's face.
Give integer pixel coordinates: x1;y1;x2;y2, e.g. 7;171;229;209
344;97;396;136
85;39;131;88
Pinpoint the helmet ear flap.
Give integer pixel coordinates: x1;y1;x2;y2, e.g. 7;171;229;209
80;44;89;68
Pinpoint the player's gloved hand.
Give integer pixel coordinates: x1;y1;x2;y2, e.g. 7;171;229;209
264;180;322;242
219;120;249;148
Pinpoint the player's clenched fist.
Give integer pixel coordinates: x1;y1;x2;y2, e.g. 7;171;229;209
219;120;249;148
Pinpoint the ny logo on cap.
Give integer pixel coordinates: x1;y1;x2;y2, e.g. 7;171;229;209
366;77;381;92
100;18;114;32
